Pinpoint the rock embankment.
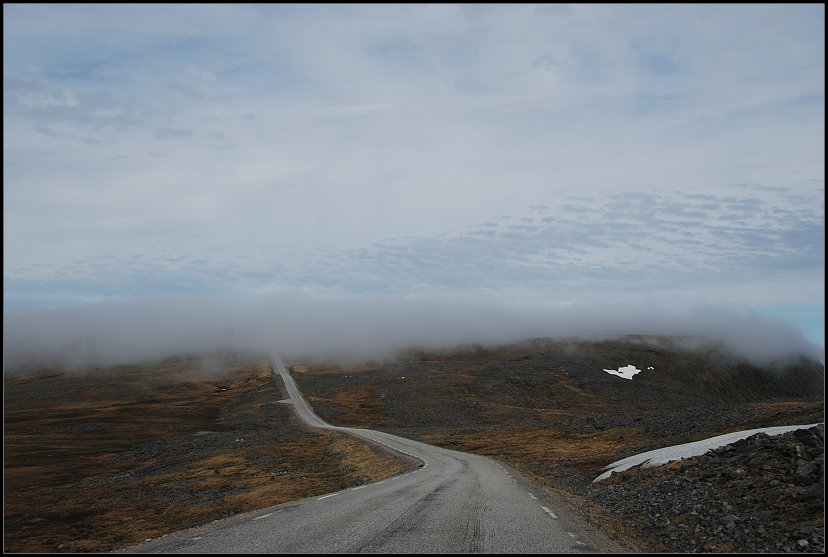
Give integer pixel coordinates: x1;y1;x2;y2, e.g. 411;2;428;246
587;425;824;553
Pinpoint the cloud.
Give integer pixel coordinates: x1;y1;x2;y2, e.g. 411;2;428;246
4;5;824;362
3;188;822;312
3;294;821;372
5;79;155;130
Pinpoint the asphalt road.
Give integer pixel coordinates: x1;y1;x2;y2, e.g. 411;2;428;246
121;357;623;553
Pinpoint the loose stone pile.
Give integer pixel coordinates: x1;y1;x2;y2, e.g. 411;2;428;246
587;425;825;553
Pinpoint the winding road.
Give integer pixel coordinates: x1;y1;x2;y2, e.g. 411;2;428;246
122;357;622;553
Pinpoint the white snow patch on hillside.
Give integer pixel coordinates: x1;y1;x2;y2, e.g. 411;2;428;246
594;423;823;482
602;365;641;380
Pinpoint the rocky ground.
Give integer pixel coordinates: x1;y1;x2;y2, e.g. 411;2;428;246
3;357;412;553
4;337;824;553
587;425;824;553
291;337;825;553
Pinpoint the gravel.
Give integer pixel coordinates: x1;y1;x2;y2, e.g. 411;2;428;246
587;425;825;553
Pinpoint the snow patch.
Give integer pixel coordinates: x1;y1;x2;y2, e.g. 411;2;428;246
602;365;641;380
594;423;823;482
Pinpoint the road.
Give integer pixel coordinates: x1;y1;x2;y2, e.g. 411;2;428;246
121;357;623;553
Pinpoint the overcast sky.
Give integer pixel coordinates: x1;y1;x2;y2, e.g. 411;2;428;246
3;4;824;365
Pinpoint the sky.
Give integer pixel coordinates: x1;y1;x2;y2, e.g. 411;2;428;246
3;4;825;367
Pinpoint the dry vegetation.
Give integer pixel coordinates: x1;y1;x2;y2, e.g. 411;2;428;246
3;355;406;553
291;339;823;494
289;342;824;552
4;337;823;553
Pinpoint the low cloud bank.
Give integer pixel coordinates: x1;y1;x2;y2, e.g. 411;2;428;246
3;292;823;372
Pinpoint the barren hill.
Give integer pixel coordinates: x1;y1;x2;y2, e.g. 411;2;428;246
292;335;823;488
3;336;823;552
289;335;824;552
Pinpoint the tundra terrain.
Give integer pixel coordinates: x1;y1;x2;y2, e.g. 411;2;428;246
3;354;411;553
291;336;823;490
290;336;824;552
3;336;824;552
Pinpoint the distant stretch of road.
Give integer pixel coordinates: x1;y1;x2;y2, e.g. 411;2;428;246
122;357;621;553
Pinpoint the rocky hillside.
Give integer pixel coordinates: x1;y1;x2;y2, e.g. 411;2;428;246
292;335;825;553
4;336;823;552
294;336;824;472
587;424;824;553
562;336;825;403
403;335;825;403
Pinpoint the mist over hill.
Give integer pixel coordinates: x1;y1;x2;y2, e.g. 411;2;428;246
3;293;823;373
492;336;826;404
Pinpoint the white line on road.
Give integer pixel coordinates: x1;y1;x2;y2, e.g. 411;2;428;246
541;506;558;519
317;493;339;500
253;513;274;520
528;493;537;500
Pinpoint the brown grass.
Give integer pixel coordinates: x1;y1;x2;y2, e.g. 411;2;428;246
290;360;823;494
6;349;821;552
309;384;402;429
326;433;406;482
3;357;405;553
292;362;658;480
417;425;648;478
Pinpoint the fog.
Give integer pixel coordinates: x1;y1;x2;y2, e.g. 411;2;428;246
3;293;823;372
5;6;823;376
